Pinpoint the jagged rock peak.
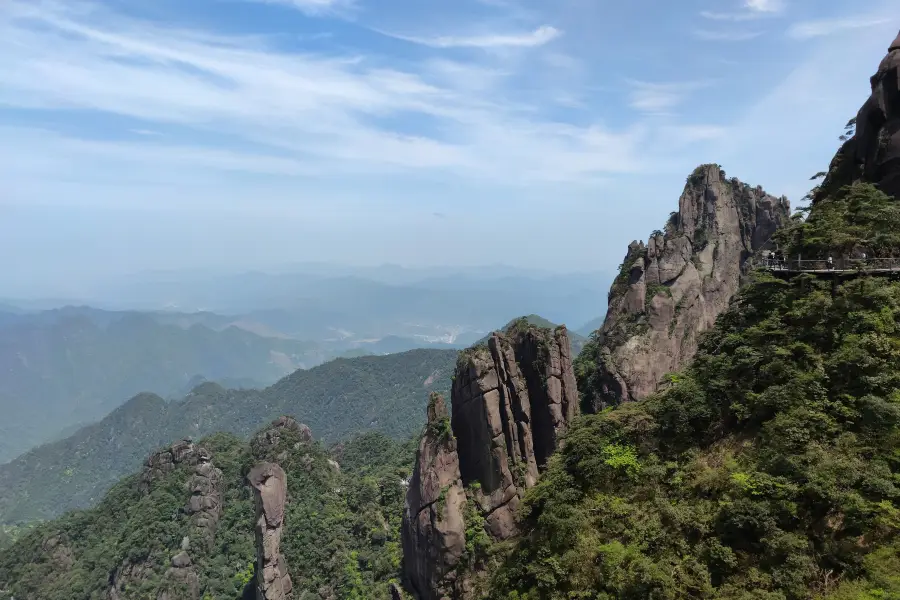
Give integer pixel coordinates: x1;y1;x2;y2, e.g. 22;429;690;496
580;164;790;411
139;439;211;495
250;462;293;600
401;392;466;600
251;416;313;459
400;326;580;598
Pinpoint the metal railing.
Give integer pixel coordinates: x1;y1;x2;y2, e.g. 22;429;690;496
756;257;900;273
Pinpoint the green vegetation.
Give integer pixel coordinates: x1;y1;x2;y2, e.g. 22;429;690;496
646;283;672;305
0;349;454;523
0;312;329;463
489;179;900;599
775;182;900;258
0;426;417;599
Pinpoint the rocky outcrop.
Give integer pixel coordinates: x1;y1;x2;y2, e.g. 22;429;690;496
852;31;900;199
184;455;223;548
816;32;900;202
401;324;579;599
126;441;224;600
157;551;201;600
452;325;578;539
580;165;790;410
250;462;293;600
401;393;467;600
108;560;155;600
139;439;204;494
253;417;312;452
41;534;75;570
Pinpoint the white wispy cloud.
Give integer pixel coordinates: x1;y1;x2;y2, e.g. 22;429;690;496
378;25;562;49
700;11;762;22
699;0;783;23
245;0;352;16
744;0;784;14
693;29;765;41
627;80;710;114
0;0;684;189
787;16;891;40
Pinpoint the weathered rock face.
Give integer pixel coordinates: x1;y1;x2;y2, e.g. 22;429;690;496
250;462;293;600
815;32;900;203
139;439;203;494
401;393;467;600
121;442;224;600
108;560;154;600
850;31;900;200
253;417;313;452
184;454;224;547
581;165;790;410
401;325;579;599
452;326;578;539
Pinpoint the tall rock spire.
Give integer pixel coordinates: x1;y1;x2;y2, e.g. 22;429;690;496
401;393;467;600
579;164;790;410
250;462;293;600
401;323;580;599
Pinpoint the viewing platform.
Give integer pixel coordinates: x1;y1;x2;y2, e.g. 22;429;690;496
755;257;900;277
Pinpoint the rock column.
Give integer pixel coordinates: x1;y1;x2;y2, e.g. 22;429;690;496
250;462;293;600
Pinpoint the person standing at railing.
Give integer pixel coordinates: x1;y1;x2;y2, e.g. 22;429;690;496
827;256;834;270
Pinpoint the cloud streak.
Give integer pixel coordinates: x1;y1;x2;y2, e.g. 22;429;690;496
377;25;562;49
744;0;784;14
244;0;352;16
787;15;891;40
0;0;695;191
627;80;710;114
699;0;784;24
693;29;764;41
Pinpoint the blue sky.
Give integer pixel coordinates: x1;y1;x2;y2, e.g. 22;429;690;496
0;0;897;296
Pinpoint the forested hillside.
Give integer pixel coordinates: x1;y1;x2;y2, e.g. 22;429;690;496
0;349;455;523
487;144;900;600
0;312;328;462
0;421;416;599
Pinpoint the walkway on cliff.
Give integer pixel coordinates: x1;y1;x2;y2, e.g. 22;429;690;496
756;257;900;276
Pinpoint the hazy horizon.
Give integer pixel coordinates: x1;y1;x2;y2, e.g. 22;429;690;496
1;0;896;297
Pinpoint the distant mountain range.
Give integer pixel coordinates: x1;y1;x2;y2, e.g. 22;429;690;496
475;314;589;356
0;267;610;460
0;347;456;523
0;310;329;463
2;265;611;342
